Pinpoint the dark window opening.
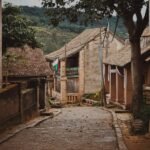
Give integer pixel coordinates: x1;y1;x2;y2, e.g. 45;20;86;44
66;53;79;68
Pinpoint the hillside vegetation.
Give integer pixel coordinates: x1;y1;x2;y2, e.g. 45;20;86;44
20;6;127;54
33;27;78;54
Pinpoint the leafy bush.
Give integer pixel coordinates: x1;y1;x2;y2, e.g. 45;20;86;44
140;105;150;132
83;92;101;101
140;105;150;121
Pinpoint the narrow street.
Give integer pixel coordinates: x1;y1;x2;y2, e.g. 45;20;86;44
0;107;118;150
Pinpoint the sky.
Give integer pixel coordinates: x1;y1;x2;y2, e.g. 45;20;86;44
3;0;43;7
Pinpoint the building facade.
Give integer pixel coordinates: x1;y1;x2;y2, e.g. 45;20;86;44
103;27;150;109
46;28;124;104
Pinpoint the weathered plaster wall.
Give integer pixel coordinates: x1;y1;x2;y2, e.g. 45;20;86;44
103;33;124;58
84;38;102;93
83;33;124;94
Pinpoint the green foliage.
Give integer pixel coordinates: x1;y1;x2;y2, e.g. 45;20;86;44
2;3;41;53
33;26;78;54
17;5;128;54
42;0;148;38
21;6;48;26
20;6;127;38
140;105;150;121
83;92;101;101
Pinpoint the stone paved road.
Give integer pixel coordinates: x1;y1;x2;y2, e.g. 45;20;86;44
0;107;118;150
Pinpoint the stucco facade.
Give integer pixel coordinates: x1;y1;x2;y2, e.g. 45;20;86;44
103;30;150;109
46;28;125;104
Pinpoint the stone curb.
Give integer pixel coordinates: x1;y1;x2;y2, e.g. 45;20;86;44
102;107;128;150
0;109;62;144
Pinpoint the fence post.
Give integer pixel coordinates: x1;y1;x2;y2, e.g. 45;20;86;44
36;79;40;112
19;83;24;123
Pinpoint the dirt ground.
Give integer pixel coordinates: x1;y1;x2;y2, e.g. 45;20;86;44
0;107;118;150
117;113;150;150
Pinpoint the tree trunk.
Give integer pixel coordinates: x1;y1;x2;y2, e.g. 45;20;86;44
0;0;2;88
130;38;143;118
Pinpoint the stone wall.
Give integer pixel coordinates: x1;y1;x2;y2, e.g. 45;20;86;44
0;79;40;130
0;84;20;128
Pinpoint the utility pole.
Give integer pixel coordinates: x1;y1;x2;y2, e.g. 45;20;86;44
0;0;2;88
149;0;150;27
98;28;106;106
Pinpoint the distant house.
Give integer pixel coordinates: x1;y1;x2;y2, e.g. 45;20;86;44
2;45;53;109
103;27;150;109
46;28;125;104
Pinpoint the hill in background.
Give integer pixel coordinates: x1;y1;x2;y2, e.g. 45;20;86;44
20;6;127;54
33;27;78;54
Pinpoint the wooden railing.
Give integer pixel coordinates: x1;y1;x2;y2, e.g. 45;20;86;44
67;93;79;104
143;85;150;104
66;67;79;77
56;67;79;77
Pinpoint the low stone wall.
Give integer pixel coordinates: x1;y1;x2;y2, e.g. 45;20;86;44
21;88;38;121
0;84;20;129
0;81;39;131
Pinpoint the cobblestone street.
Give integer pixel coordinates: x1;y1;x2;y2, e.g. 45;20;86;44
0;107;118;150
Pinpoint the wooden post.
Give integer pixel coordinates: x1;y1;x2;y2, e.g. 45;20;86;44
149;120;150;133
19;83;24;123
0;0;2;88
60;60;67;104
79;49;85;99
37;79;40;111
99;28;106;106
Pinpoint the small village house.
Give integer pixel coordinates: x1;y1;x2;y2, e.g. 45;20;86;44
2;45;53;109
0;46;52;128
103;27;150;109
46;28;125;104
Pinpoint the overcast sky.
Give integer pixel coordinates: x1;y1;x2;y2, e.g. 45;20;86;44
3;0;43;7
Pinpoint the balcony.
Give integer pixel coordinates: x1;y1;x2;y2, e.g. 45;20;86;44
66;67;79;77
56;67;79;78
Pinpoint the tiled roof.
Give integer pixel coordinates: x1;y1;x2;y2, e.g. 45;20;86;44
142;26;150;37
103;44;150;67
45;28;103;60
46;28;125;61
